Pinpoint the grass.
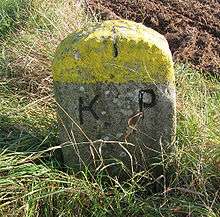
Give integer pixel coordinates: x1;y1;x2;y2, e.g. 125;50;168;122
0;0;220;216
0;0;32;37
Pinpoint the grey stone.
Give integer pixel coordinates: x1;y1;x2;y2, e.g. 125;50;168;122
52;20;176;176
54;82;176;173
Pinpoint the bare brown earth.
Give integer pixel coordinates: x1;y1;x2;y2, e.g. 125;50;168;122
86;0;220;77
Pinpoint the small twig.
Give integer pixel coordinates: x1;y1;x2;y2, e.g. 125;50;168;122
125;112;143;141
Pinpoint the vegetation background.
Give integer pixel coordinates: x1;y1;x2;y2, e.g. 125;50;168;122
0;0;219;216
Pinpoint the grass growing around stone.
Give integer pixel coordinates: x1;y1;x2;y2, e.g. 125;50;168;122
0;0;219;216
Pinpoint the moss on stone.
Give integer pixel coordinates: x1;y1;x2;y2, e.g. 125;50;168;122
52;20;174;85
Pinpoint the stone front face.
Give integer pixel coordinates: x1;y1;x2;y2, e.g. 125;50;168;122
52;19;176;173
54;82;176;172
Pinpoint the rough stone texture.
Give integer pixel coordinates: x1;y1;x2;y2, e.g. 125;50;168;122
52;20;176;175
52;20;175;84
54;82;175;174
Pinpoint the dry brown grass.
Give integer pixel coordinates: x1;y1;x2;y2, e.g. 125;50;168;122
1;0;92;99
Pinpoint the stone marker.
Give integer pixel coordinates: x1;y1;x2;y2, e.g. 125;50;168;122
52;20;176;175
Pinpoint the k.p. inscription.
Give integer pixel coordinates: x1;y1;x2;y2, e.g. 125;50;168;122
78;89;157;125
78;95;99;124
138;89;157;112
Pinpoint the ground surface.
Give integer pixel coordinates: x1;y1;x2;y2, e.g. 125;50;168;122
87;0;220;77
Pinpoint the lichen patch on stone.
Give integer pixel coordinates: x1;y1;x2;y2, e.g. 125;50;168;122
52;20;175;85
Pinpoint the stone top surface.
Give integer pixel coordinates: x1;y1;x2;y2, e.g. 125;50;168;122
52;20;174;85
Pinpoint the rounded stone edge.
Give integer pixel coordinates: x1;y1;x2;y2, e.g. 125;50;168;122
52;19;175;85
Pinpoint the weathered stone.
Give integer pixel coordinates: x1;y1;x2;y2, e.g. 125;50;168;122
52;20;176;174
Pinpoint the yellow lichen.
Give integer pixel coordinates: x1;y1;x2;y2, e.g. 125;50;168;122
52;20;175;85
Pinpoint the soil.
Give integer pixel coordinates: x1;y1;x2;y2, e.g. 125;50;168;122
86;0;220;78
